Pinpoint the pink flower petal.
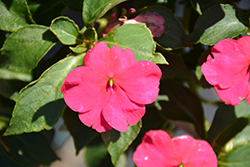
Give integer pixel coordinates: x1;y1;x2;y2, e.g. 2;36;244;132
84;42;136;77
61;66;108;112
202;38;249;89
116;60;162;104
172;135;217;167
214;71;249;105
133;130;179;167
102;86;145;132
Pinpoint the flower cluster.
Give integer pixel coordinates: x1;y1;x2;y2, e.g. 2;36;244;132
202;36;250;106
133;130;217;167
61;42;162;132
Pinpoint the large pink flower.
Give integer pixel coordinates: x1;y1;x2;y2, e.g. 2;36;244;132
202;36;250;105
61;42;162;132
133;130;217;167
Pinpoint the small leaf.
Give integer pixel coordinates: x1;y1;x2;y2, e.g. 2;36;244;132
101;120;142;165
63;107;98;154
83;0;127;25
27;0;65;26
50;16;83;45
159;79;205;138
141;6;186;50
4;53;85;135
0;0;35;31
100;24;167;64
0;25;58;73
2;132;58;166
185;4;249;45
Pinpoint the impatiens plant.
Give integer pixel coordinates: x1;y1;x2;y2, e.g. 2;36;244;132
1;0;250;167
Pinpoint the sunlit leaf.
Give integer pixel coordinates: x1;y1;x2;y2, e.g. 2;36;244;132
4;53;85;135
0;25;58;73
100;24;167;64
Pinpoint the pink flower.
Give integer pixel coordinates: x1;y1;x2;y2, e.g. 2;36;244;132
103;11;165;38
133;130;217;167
202;36;250;105
61;42;162;132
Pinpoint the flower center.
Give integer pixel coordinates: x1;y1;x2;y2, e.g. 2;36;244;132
109;78;114;88
179;163;184;167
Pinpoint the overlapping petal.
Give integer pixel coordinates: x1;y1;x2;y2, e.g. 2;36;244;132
84;42;135;77
61;66;108;112
133;130;178;167
102;86;145;132
173;135;217;167
115;60;162;104
133;130;217;167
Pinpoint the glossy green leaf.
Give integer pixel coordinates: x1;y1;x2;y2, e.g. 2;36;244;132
185;4;249;45
159;79;205;138
0;0;34;31
2;132;58;166
50;16;83;45
27;0;65;26
207;105;249;151
218;145;250;167
235;100;250;121
100;24;167;64
82;0;127;25
62;0;83;12
101;120;142;165
142;6;186;50
4;53;85;135
0;25;58;73
63;107;98;154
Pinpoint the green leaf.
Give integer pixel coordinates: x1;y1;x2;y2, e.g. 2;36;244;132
101;120;142;165
0;144;23;167
100;24;167;64
185;4;249;45
2;132;58;166
62;0;83;12
0;69;32;82
218;145;250;167
0;0;35;31
0;25;58;73
158;50;190;78
50;16;83;45
4;53;85;135
142;6;186;50
27;0;65;26
159;79;205;138
83;0;127;25
63;107;98;154
235;100;250;121
207;105;249;151
190;0;219;14
85;135;113;167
